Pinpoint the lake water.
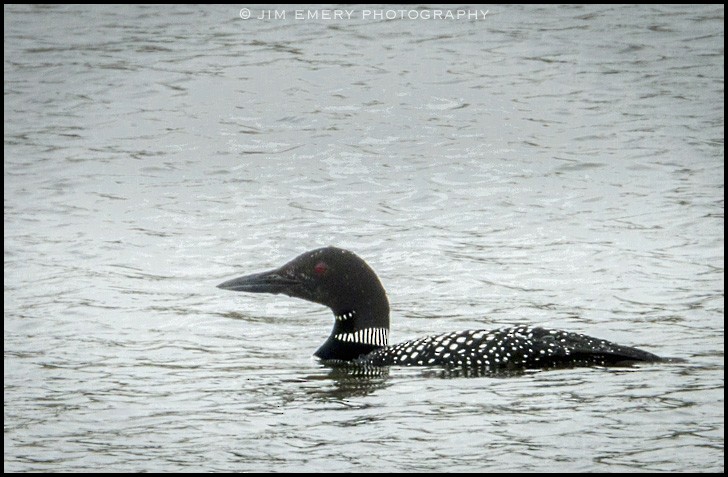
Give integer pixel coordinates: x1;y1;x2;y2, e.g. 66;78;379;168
4;4;724;472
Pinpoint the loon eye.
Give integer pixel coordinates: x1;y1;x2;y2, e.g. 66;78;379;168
313;261;329;277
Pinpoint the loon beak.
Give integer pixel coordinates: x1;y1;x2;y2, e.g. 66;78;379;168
217;268;300;295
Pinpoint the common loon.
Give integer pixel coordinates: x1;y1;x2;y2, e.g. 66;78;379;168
218;247;662;371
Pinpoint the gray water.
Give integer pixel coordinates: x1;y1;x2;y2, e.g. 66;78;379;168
4;4;724;472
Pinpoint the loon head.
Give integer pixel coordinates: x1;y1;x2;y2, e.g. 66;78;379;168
218;247;390;361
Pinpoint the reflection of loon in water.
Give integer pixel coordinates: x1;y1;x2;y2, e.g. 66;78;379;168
218;247;663;371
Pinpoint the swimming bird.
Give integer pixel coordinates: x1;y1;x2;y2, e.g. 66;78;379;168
217;247;662;371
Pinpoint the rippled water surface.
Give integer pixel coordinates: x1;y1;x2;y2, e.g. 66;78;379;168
4;4;724;472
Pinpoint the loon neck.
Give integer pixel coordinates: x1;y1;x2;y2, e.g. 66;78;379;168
314;306;390;361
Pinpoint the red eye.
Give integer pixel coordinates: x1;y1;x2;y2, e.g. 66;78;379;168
314;261;328;276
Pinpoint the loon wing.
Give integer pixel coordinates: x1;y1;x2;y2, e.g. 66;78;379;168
528;327;662;366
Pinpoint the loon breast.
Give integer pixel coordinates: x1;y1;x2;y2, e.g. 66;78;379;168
218;247;663;371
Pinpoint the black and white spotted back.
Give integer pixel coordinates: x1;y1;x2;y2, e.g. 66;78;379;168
357;326;660;370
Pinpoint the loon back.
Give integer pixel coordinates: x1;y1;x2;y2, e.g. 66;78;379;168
218;247;662;371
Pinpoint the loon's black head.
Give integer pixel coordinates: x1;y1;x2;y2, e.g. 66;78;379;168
218;247;390;360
